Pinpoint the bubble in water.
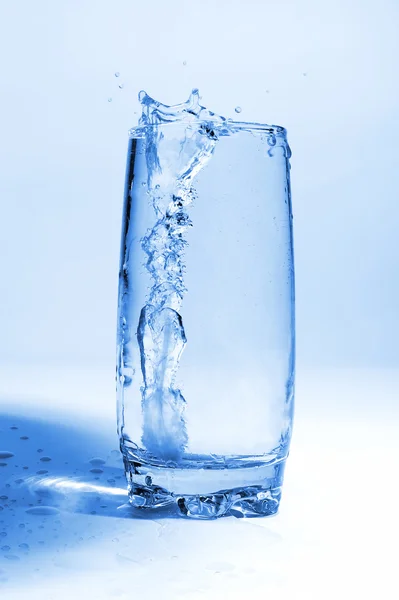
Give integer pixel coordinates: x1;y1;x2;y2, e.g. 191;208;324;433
118;84;124;89
0;452;13;459
37;449;43;453
235;106;242;114
36;470;48;475
115;72;120;77
18;524;25;529
108;97;113;103
0;496;8;501
1;546;10;551
90;468;103;474
20;436;29;440
10;426;18;430
40;457;51;462
25;506;59;516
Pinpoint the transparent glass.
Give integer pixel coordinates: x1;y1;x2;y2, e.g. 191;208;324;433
117;119;295;519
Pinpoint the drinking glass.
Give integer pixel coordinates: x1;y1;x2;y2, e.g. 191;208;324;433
117;116;295;518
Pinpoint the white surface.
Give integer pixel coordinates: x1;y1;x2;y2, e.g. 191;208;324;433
1;366;398;599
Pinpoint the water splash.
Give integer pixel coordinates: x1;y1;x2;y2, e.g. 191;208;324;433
135;90;225;460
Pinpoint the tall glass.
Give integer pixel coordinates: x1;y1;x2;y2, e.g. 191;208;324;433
117;116;295;519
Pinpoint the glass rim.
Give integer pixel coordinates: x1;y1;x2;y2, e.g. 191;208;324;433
129;120;287;138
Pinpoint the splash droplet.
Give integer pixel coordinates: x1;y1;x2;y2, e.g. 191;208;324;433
119;84;124;89
183;61;187;66
26;506;59;516
108;97;113;103
0;452;14;459
89;458;106;467
235;106;242;114
115;72;120;77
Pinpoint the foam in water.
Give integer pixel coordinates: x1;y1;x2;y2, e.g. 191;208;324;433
135;90;227;461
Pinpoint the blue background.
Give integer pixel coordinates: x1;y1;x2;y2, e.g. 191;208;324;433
1;0;398;368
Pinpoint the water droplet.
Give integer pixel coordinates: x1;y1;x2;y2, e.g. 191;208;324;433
234;106;242;114
115;72;120;77
107;478;115;484
265;89;270;93
303;72;307;76
18;543;29;550
267;134;276;147
141;181;146;186
1;545;10;551
18;523;25;528
40;457;51;462
118;84;124;89
183;61;187;66
20;436;29;440
0;463;7;467
37;449;43;453
22;466;29;470
26;506;59;516
90;510;97;515
14;479;23;484
0;532;6;537
89;458;106;467
10;426;18;430
0;452;14;459
36;470;48;475
90;468;103;474
0;496;8;501
108;97;113;103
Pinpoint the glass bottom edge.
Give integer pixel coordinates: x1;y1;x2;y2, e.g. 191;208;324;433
123;456;286;519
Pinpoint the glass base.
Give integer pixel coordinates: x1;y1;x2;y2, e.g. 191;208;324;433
123;455;286;519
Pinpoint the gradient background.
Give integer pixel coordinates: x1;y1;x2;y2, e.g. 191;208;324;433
2;0;398;369
1;1;398;598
